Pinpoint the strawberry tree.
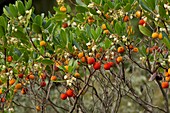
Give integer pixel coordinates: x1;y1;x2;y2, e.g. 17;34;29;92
0;0;170;113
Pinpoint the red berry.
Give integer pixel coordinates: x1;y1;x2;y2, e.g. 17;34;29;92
104;63;111;70
87;57;95;65
7;56;13;62
18;73;24;78
1;97;5;102
108;62;114;67
66;89;74;97
62;23;68;28
139;19;145;26
60;93;67;100
93;62;101;70
40;81;46;87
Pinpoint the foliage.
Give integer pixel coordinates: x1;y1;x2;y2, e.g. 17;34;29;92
0;0;170;113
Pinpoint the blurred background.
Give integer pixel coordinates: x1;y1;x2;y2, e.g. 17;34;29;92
0;0;75;15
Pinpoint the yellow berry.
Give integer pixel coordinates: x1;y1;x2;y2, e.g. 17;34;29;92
135;11;141;18
101;24;107;30
40;41;47;46
60;6;67;12
152;32;159;39
158;33;163;39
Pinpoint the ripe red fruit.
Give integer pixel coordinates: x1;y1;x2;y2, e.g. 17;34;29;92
66;89;74;97
104;63;111;70
87;57;95;65
40;81;46;87
7;56;13;62
139;19;145;26
1;97;5;102
18;73;24;78
62;23;68;28
93;62;101;70
108;62;114;67
162;82;169;89
54;65;59;71
60;93;67;100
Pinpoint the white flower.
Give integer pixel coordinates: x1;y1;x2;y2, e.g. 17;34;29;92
96;10;102;15
64;75;68;80
86;42;91;46
164;4;168;8
26;10;30;14
156;14;160;18
71;77;76;81
14;29;17;32
155;18;158;21
89;52;93;56
92;45;97;51
18;16;23;20
71;22;77;27
105;55;109;59
88;2;94;8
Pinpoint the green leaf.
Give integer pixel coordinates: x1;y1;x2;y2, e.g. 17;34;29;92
3;7;13;18
114;22;122;35
139;25;151;37
104;4;109;13
76;6;88;13
34;15;42;26
25;0;32;10
32;23;41;33
50;13;67;21
0;26;5;37
162;32;170;50
76;0;87;7
139;0;152;12
39;59;54;65
124;3;131;12
17;1;25;15
104;38;111;49
0;16;7;30
159;5;166;18
9;4;18;17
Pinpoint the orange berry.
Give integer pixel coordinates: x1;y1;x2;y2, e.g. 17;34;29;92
7;56;13;62
96;53;101;59
133;47;138;52
152;32;159;39
164;71;169;77
123;15;129;22
36;106;41;111
135;11;141;18
116;56;123;63
64;66;69;72
105;13;110;19
74;72;80;78
161;82;169;89
117;47;125;53
9;78;15;85
168;68;170;75
60;6;67;12
165;77;170;82
29;74;35;80
21;88;28;94
103;30;109;35
101;24;107;30
158;33;163;39
0;89;2;95
15;83;22;89
14;89;18;93
40;41;47;46
88;16;95;24
78;52;84;59
81;57;86;63
51;76;57;81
